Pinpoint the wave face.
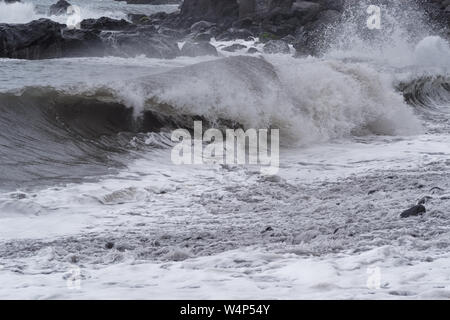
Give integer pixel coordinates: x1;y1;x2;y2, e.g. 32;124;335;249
0;87;177;191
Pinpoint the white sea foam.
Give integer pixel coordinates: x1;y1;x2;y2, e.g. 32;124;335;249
106;55;421;145
414;36;450;69
0;1;126;24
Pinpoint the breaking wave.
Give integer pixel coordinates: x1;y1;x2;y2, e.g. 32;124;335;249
1;56;425;146
0;55;430;190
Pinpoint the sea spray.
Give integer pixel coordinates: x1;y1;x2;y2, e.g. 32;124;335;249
0;1;38;23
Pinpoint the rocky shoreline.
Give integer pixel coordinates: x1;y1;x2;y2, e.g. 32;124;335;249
0;0;448;60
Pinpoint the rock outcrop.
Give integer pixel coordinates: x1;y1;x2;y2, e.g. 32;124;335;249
48;0;71;16
0;0;448;60
0;18;180;60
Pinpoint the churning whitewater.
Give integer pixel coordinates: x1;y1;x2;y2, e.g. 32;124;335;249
0;0;449;299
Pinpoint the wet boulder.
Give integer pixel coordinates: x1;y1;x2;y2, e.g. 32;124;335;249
222;43;247;52
158;26;185;39
59;28;106;57
0;19;104;59
193;32;213;42
216;28;254;41
400;204;426;218
180;0;239;25
315;0;345;12
291;1;322;23
127;14;151;25
263;39;290;54
180;41;218;57
80;17;135;31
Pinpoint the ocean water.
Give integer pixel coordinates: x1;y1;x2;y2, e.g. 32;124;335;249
0;0;450;299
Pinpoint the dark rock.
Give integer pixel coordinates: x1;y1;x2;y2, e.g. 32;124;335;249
149;11;170;24
232;17;256;29
80;17;135;31
293;28;317;56
400;204;426;218
247;47;259;53
281;34;296;44
258;31;279;42
222;43;247;52
61;28;106;57
105;242;114;249
291;1;322;23
269;0;295;10
261;21;296;39
313;9;341;26
418;196;432;205
127;14;150;25
181;41;218;57
48;0;71;16
0;19;105;59
262;226;274;233
0;19;180;60
216;28;254;41
193;32;213;42
314;0;345;12
180;0;239;25
238;0;256;18
158;26;185;39
263;39;290;53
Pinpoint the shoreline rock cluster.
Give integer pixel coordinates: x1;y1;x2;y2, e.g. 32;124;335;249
0;0;448;60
